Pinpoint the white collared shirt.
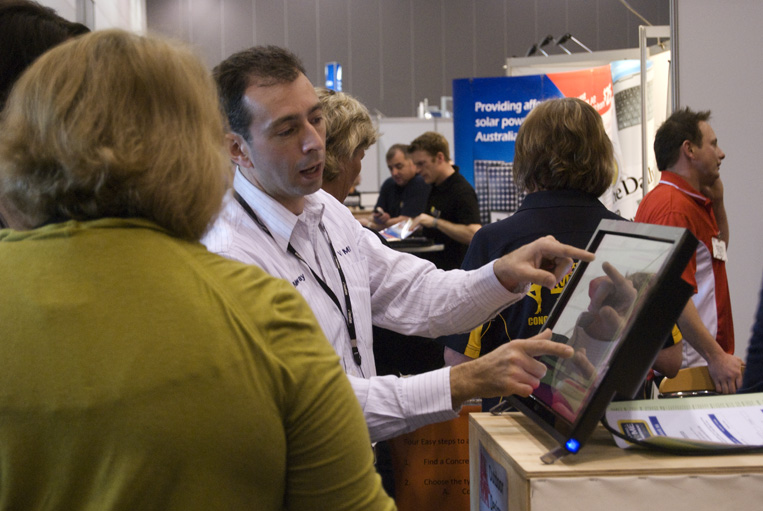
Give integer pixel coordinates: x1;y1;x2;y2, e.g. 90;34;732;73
202;170;520;441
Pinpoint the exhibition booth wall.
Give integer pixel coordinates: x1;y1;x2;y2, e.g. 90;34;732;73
674;0;763;365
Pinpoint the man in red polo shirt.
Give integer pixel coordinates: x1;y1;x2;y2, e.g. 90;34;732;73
635;107;743;393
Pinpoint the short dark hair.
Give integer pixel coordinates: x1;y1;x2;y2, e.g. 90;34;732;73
0;0;89;110
386;144;409;163
213;46;306;141
513;97;613;196
408;132;450;160
653;107;711;171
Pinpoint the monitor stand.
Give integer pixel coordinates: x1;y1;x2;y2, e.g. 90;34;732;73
540;446;569;465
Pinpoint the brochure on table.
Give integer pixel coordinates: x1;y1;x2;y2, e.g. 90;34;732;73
380;218;416;241
605;392;763;450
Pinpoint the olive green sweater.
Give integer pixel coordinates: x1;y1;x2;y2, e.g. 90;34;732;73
0;218;394;511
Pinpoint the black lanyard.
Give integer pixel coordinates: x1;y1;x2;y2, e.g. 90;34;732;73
233;191;361;367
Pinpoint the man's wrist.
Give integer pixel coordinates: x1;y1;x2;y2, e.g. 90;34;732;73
449;363;476;409
699;339;729;365
432;217;438;229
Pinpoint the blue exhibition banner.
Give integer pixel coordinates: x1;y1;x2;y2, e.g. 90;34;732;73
453;75;563;185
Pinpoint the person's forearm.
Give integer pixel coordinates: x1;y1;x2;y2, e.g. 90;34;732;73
677;300;725;362
350;371;458;442
677;300;742;393
704;179;729;247
434;219;481;245
712;199;730;247
653;342;683;378
449;360;483;408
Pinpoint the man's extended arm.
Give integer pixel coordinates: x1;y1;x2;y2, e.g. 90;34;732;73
411;212;481;244
352;331;575;441
677;299;743;393
370;208;410;229
348;370;458;442
364;231;593;339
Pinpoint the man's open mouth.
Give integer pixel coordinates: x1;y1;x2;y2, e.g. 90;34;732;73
300;164;322;176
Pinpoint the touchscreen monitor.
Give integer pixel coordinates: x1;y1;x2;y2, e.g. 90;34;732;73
508;219;697;462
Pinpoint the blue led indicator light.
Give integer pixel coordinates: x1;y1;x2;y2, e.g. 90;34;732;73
565;438;580;453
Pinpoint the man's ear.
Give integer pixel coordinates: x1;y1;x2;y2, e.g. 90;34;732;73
436;151;447;164
681;139;694;160
226;133;254;168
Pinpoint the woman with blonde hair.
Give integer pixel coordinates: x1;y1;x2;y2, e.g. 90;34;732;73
317;87;379;202
0;30;393;511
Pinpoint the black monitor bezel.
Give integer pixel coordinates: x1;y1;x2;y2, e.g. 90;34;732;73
508;219;697;456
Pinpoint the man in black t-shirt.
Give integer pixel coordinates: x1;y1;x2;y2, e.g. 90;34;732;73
408;132;481;270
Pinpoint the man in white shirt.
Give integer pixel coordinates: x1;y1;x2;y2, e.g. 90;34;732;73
203;46;593;442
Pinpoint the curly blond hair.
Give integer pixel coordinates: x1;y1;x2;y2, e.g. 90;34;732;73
317;88;378;183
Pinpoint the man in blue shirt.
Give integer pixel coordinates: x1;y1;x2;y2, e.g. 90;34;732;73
371;144;430;229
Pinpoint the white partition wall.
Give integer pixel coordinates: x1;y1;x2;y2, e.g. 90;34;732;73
358;117;453;193
39;0;76;20
40;0;145;31
675;0;763;360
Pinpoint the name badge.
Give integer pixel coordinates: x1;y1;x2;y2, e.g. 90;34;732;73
712;237;728;262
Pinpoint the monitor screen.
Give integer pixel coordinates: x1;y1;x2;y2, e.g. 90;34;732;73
508;219;697;462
